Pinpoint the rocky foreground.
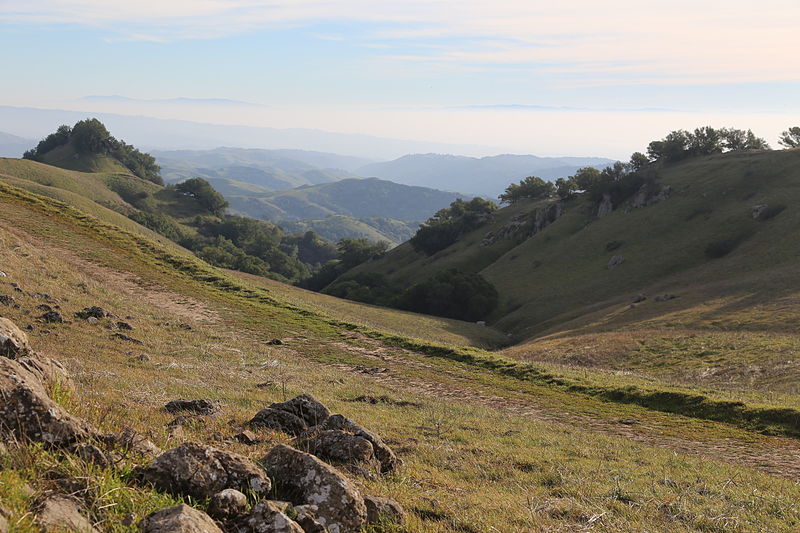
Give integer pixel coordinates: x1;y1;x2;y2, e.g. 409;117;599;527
0;317;404;533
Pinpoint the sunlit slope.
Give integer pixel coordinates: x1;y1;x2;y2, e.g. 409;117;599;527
358;149;800;337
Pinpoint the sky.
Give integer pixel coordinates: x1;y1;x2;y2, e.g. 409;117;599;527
1;0;800;159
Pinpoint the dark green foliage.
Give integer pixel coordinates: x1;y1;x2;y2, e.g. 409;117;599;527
555;177;577;200
128;211;185;242
499;176;554;204
570;162;651;205
779;127;800;148
647;127;770;164
281;231;338;266
324;272;398;306
410;197;497;255
23;119;163;184
398;269;498;321
175;178;229;216
23;125;71;161
297;237;388;291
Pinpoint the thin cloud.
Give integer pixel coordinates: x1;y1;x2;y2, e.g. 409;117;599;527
3;1;800;85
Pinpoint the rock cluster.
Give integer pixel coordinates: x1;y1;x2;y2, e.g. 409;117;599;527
481;202;564;246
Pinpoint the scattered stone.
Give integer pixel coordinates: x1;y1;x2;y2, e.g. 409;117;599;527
250;408;308;436
264;445;366;533
294;430;375;467
39;311;63;324
116;321;134;330
137;354;151;362
164;398;220;415
36;494;99;533
309;415;399;474
266;339;283;345
292;505;328;533
364;496;405;525
178;323;192;330
36;304;53;312
139;442;271;500
75;307;108;319
101;428;161;459
242;501;305;533
166;415;204;428
112;332;143;345
0;317;32;358
234;430;262;445
0;357;97;447
86;316;99;325
632;294;647;303
16;354;74;393
72;442;113;468
0;295;14;306
607;255;625;269
347;395;418;407
752;204;786;221
752;204;768;219
354;366;390;375
208;488;249;520
141;504;223;533
654;294;678;302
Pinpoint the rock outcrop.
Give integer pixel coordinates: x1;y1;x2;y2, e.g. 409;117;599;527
139;442;271;500
607;256;625;270
306;415;399;474
0;318;31;358
164;398;220;415
0;357;97;447
249;394;330;436
263;445;366;533
141;504;223;533
597;194;613;218
209;488;249;520
294;429;375;467
481;202;564;246
364;495;405;525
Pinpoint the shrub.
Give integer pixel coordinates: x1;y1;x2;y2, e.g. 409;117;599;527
398;269;498;321
410;198;497;256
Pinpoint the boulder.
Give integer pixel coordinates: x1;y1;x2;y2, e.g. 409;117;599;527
139;442;271;500
234;430;262;445
249;408;308;436
16;354;74;393
293;429;375;466
0;295;14;307
40;311;63;324
36;494;99;533
75;307;108;320
0;357;98;447
241;501;304;533
292;505;328;533
164;398;220;415
101;428;161;459
655;294;678;302
310;415;399;473
263;445;366;533
0;318;31;358
208;488;249;520
268;394;331;427
364;496;405;525
141;504;223;533
607;256;625;270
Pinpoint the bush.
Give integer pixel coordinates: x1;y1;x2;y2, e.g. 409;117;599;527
398;269;498;321
410;197;497;256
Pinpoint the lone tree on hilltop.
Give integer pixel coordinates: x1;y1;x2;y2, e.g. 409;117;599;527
175;177;229;216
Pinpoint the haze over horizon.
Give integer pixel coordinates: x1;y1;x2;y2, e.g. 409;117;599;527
2;1;799;159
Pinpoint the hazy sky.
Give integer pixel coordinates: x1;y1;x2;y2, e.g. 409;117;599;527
2;1;799;158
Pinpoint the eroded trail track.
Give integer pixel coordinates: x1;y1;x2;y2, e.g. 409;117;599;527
327;332;800;481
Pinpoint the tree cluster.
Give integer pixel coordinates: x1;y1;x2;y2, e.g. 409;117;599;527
646;127;769;164
299;238;390;292
499;176;554;204
23;119;163;185
410;197;497;255
175;178;229;217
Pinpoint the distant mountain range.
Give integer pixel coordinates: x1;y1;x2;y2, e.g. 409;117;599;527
0;132;34;158
356;153;617;198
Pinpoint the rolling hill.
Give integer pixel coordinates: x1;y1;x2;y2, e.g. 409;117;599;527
0;131;34;158
1;152;800;532
356;153;617;197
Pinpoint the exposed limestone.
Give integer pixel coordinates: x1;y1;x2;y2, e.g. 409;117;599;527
597;194;613;217
141;504;223;533
263;445;366;533
481;202;564;246
139;442;271;500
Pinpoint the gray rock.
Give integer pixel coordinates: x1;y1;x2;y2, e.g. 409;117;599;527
86;316;99;325
164;398;220;415
101;428;161;459
36;494;99;533
0;295;14;307
16;354;74;394
141;504;223;533
607;255;625;269
0;357;98;447
40;311;63;324
249;408;308;436
209;488;249;520
364;495;405;525
242;501;304;533
0;317;31;358
234;430;261;445
293;429;375;466
292;505;328;533
268;394;331;427
263;445;366;533
597;193;613;217
311;415;399;473
139;442;271;500
75;307;108;319
655;293;678;302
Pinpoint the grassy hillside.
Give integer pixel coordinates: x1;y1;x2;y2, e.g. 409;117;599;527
280;214;420;245
1;179;800;531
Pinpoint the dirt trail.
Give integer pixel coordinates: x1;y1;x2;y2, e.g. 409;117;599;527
330;332;800;481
